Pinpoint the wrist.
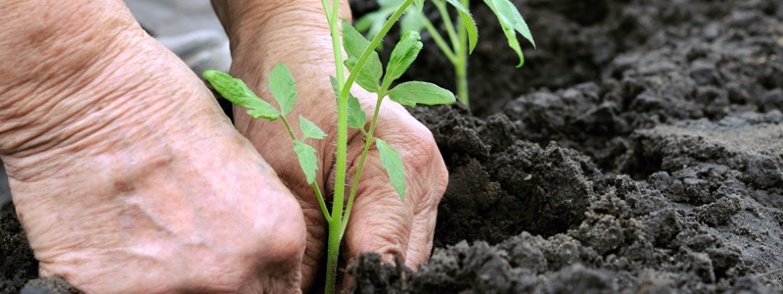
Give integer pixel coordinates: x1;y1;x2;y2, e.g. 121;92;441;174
0;1;139;155
212;0;352;68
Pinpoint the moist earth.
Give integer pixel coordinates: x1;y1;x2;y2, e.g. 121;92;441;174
2;0;783;293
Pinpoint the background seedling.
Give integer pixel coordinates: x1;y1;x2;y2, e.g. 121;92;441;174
357;0;536;105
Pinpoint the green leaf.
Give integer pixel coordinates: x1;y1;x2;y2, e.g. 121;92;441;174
203;70;279;120
347;94;367;129
484;0;535;67
343;19;383;92
299;116;326;140
492;0;535;48
268;63;297;115
375;139;406;201
387;81;456;107
445;0;479;53
293;141;318;185
345;55;382;93
414;0;425;12
385;31;423;84
400;8;426;34
343;19;371;59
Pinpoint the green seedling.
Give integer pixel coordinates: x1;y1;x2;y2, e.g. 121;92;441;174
357;0;536;105
205;0;528;292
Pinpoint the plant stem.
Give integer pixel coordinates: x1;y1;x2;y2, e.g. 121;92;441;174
340;90;386;239
326;1;415;293
422;17;458;63
322;0;346;292
279;115;330;222
433;0;460;50
456;0;470;104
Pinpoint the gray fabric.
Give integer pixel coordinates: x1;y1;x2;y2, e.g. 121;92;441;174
125;0;232;73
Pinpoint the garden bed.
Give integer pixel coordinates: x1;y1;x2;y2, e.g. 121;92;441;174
3;0;783;292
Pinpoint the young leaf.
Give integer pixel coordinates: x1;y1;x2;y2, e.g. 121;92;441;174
445;0;479;53
385;31;423;84
299;116;327;140
268;63;298;115
203;70;279;120
414;0;424;12
343;19;371;58
347;94;367;129
483;0;535;67
387;81;456;107
400;7;426;34
345;56;382;93
343;19;383;92
293;141;319;185
375;139;406;201
491;0;535;48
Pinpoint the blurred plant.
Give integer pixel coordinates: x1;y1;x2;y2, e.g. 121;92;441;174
357;0;536;105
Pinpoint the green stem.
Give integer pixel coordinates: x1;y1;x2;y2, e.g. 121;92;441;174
279;115;330;222
433;0;460;50
322;0;346;292
326;1;415;293
340;0;415;100
421;16;458;63
313;183;331;222
456;0;470;104
340;90;385;239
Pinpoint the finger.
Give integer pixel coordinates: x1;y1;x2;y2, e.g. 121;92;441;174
343;154;415;264
405;198;439;269
297;200;328;293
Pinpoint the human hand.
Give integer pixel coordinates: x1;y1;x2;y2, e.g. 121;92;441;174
1;1;307;292
212;0;449;291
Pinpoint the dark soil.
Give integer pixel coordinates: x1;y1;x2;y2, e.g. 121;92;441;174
2;0;783;292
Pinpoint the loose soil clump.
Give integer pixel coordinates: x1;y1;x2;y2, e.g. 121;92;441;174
2;0;783;292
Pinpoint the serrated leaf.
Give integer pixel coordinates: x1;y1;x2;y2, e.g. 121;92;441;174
343;19;371;60
268;63;297;115
484;0;535;67
385;31;423;84
345;55;382;93
445;0;479;53
299;116;326;140
387;81;456;107
203;70;279;120
343;19;383;92
376;139;406;201
293;141;318;185
347;94;367;129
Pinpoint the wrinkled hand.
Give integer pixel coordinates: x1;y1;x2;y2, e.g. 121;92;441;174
212;0;448;291
2;1;307;292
